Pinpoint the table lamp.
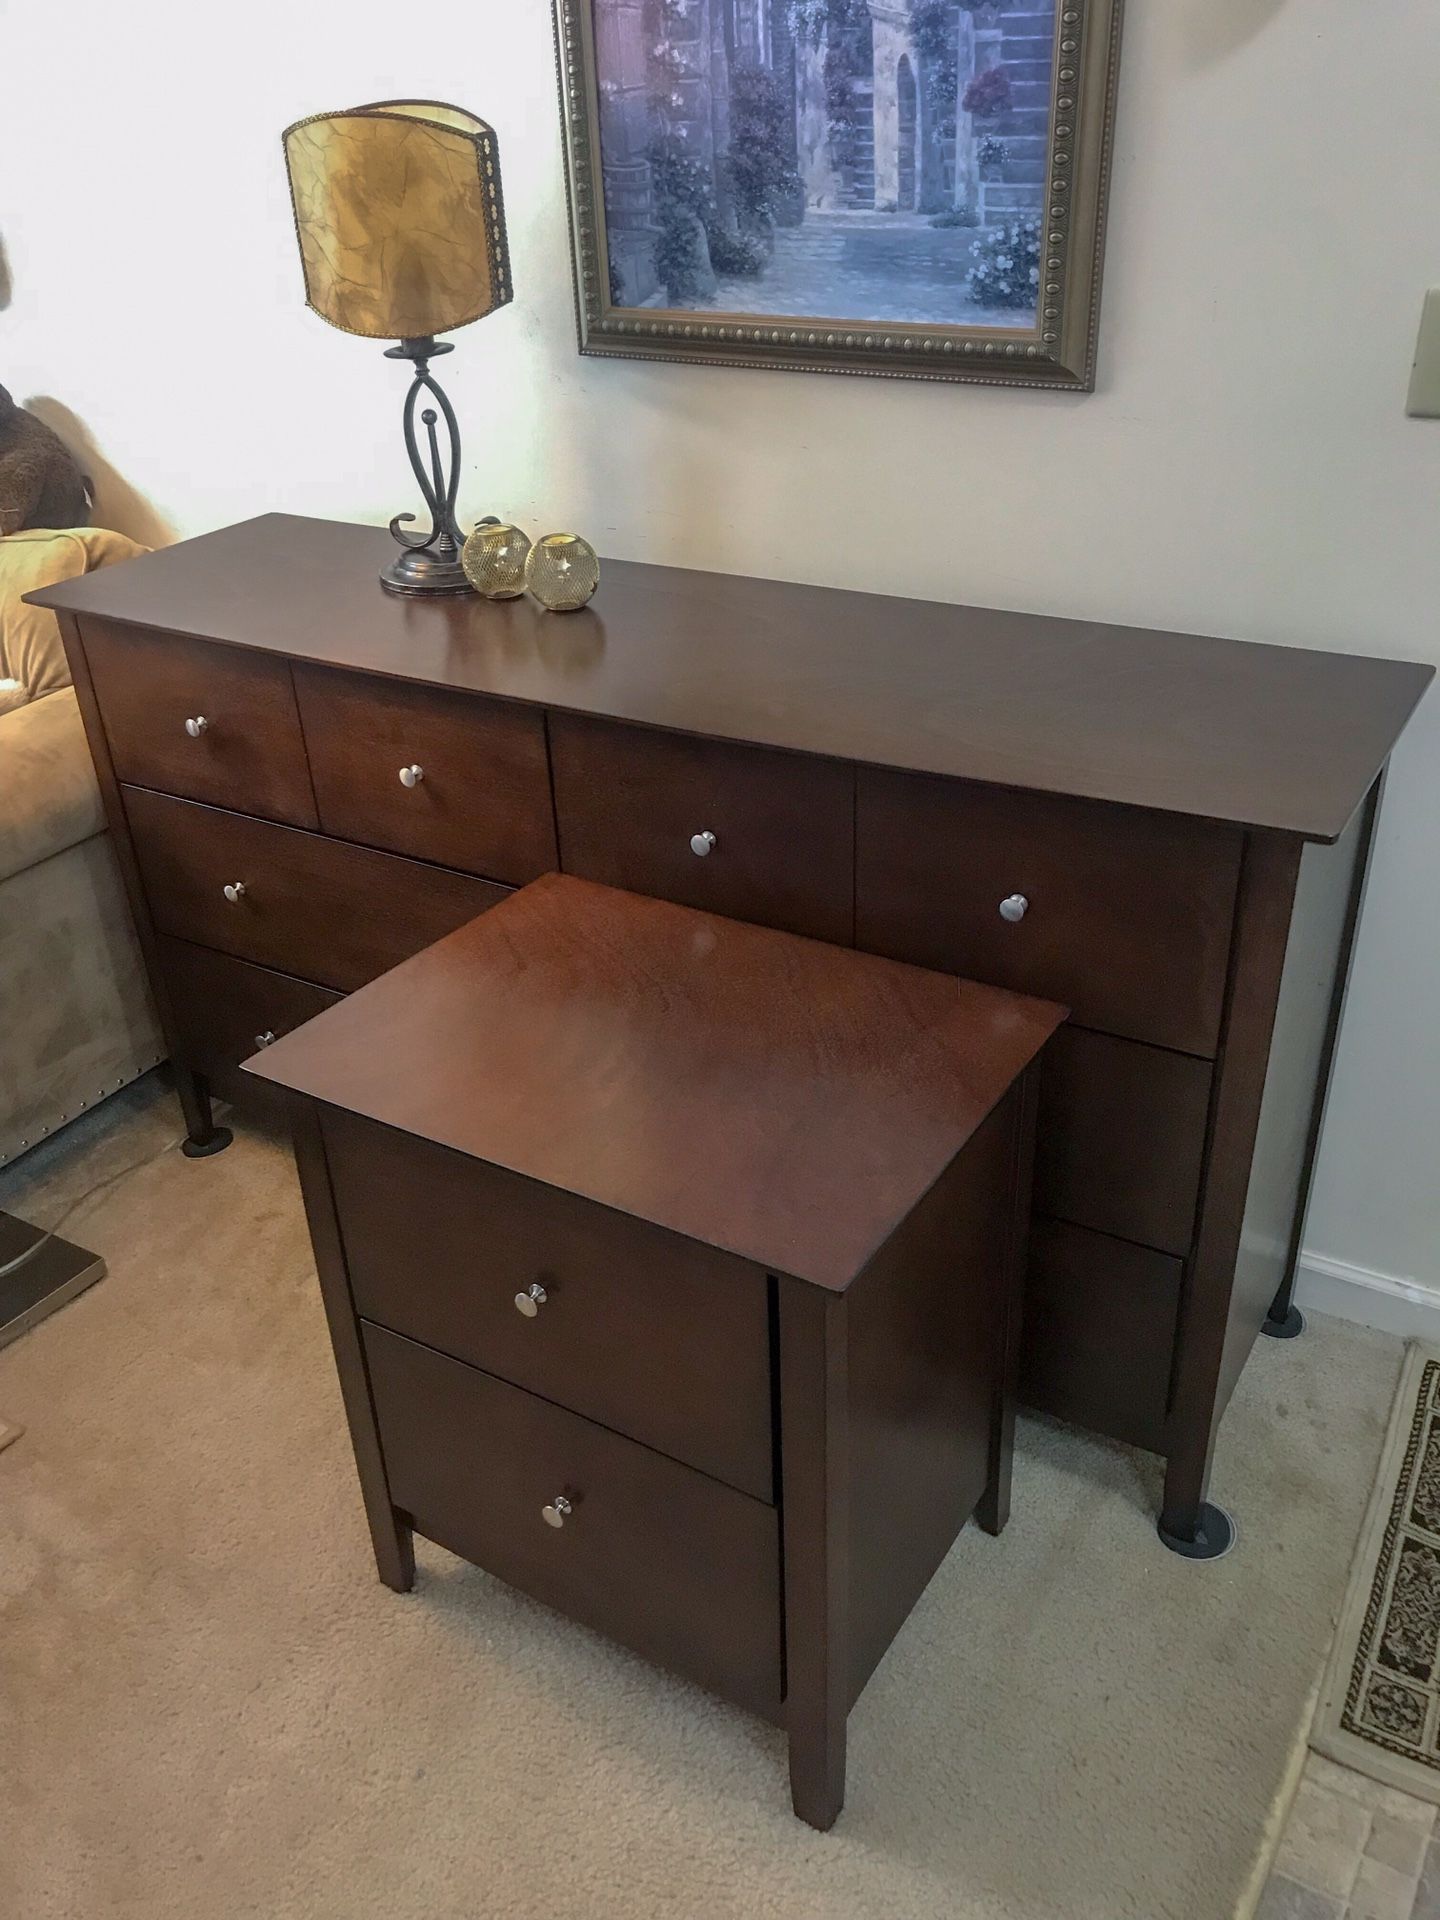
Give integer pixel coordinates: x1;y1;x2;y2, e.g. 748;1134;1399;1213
282;100;512;596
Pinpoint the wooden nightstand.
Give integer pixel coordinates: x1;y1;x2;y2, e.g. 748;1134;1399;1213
246;873;1065;1827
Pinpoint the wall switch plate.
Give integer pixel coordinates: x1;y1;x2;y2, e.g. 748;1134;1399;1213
1406;289;1440;417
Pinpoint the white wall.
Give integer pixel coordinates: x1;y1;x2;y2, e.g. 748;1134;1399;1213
3;0;1438;1298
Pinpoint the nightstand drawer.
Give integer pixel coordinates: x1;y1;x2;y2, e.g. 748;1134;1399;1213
550;713;853;944
81;619;317;828
855;769;1242;1056
364;1324;783;1719
125;787;506;991
1020;1219;1182;1454
293;664;557;884
157;938;341;1102
1035;1028;1211;1257
324;1105;774;1502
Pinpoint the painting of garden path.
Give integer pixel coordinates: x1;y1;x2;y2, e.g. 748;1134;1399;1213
592;0;1055;329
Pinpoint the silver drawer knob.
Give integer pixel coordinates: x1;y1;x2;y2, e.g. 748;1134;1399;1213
254;1030;277;1049
184;715;208;738
222;881;247;904
399;764;424;788
999;893;1029;924
514;1282;548;1318
541;1496;572;1529
690;829;717;857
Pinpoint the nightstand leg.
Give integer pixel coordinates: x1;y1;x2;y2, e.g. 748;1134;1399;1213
789;1704;846;1833
290;1099;414;1592
978;1259;1021;1537
980;1070;1037;1539
977;1451;1011;1538
977;1305;1015;1539
375;1510;416;1593
779;1281;849;1831
175;1066;233;1158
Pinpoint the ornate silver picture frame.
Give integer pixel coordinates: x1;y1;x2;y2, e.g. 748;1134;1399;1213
554;0;1124;390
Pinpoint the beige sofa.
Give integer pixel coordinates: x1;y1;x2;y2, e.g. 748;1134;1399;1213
0;528;163;1168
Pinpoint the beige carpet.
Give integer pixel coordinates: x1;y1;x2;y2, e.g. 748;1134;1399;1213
0;1074;1401;1920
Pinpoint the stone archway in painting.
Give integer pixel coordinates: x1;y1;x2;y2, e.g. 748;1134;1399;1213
870;6;915;214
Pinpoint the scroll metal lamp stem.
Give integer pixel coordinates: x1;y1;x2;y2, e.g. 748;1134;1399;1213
378;335;473;597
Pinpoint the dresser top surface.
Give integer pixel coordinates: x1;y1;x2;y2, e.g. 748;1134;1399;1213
32;512;1431;841
245;873;1065;1291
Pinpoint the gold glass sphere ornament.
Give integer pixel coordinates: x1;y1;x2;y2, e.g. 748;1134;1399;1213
461;521;532;598
525;533;600;613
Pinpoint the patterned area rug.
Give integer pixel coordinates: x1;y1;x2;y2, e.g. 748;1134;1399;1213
1316;1343;1440;1801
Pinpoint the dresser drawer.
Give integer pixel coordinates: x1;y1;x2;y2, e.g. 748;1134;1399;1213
80;618;317;828
1020;1218;1181;1453
293;664;557;884
550;713;853;944
125;788;506;991
1035;1028;1211;1257
364;1324;783;1719
157;938;341;1103
855;770;1242;1056
322;1106;773;1501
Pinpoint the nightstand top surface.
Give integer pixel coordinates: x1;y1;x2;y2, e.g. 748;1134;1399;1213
245;873;1064;1290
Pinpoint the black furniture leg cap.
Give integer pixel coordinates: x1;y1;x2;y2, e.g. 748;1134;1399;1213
1157;1502;1236;1561
181;1126;233;1159
1262;1304;1306;1340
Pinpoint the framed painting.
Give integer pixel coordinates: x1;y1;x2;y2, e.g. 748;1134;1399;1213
554;0;1124;389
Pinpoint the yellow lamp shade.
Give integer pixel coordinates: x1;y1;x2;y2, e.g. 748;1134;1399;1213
282;100;511;340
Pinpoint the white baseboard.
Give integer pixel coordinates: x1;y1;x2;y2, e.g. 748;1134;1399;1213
1295;1251;1440;1340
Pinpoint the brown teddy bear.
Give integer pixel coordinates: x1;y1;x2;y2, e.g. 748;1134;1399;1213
0;385;90;534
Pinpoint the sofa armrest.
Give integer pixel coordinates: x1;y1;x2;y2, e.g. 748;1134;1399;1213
0;686;105;882
2;526;150;697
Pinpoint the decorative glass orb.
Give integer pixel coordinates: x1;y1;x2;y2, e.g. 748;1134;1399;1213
525;533;600;613
462;521;531;598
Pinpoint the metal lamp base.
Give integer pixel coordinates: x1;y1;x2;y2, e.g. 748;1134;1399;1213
379;547;474;597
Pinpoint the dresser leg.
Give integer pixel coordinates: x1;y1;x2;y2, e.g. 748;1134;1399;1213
176;1067;233;1158
1261;1272;1306;1340
1159;1449;1236;1561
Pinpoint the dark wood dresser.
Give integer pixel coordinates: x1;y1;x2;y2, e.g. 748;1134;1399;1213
29;512;1431;1557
